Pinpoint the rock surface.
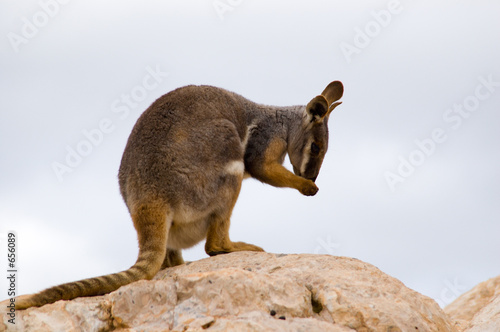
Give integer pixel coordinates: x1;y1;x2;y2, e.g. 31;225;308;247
1;252;456;331
445;275;500;332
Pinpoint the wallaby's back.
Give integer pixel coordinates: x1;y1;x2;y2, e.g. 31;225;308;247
119;85;250;211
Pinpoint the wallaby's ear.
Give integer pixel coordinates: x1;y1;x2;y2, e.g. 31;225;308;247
322;81;344;105
322;81;344;115
306;95;329;122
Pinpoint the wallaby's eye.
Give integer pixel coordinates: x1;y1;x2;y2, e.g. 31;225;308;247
311;142;320;155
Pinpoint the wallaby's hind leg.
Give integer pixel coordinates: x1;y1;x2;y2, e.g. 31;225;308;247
204;176;264;256
128;200;169;279
205;213;264;256
161;248;184;269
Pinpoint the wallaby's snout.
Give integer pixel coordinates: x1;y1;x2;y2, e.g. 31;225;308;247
292;163;319;182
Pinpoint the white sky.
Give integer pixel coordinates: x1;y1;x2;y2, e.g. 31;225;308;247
1;0;499;308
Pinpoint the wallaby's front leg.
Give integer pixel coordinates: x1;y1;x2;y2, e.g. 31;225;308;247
250;138;318;196
259;162;318;196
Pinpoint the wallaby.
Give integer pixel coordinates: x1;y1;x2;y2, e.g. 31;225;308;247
15;81;343;309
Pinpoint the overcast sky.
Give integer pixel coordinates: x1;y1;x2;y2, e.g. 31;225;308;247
1;0;499;308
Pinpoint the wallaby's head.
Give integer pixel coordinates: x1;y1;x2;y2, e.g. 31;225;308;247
288;81;344;182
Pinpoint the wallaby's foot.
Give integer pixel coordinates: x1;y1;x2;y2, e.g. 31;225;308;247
161;248;185;269
299;179;319;196
206;241;264;257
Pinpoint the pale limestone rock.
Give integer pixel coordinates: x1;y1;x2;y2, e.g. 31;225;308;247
1;252;455;331
445;275;500;332
191;311;354;332
463;294;500;332
0;298;113;332
156;253;454;331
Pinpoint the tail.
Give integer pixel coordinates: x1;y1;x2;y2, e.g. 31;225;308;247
16;202;168;310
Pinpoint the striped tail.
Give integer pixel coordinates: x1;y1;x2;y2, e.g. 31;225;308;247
16;202;168;310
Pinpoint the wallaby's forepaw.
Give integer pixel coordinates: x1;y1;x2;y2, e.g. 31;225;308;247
206;241;264;256
299;180;319;196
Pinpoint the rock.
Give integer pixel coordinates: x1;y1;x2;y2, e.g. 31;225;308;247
445;275;500;332
1;252;455;331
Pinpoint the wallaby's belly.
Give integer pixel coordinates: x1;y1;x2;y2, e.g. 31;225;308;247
168;214;211;249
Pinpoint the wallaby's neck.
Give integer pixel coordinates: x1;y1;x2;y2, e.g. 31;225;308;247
283;105;306;144
247;103;305;147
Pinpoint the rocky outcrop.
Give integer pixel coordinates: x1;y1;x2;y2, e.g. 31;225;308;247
445;275;500;332
1;252;456;331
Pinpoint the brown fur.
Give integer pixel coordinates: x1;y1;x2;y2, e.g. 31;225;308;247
16;81;343;310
